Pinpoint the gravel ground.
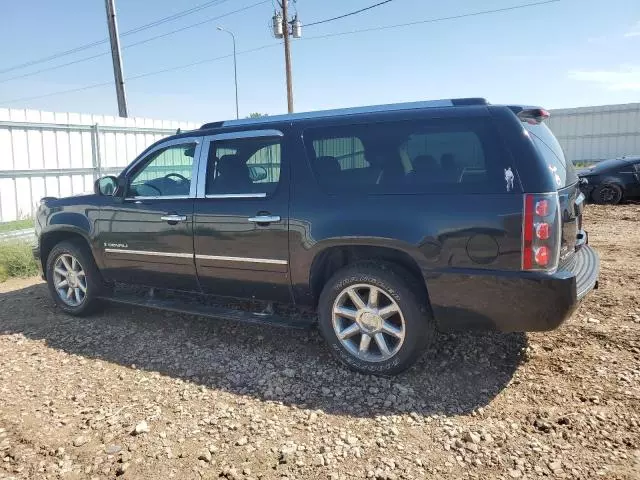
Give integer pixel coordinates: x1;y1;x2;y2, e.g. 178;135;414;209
1;204;639;480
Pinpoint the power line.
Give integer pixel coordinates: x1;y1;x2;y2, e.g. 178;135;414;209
0;53;110;85
305;0;396;27
128;44;278;81
302;0;560;39
0;0;234;75
0;0;269;85
0;45;280;105
0;0;561;106
0;81;114;105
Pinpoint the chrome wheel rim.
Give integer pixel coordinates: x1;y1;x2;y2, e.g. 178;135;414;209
53;254;87;307
332;283;406;363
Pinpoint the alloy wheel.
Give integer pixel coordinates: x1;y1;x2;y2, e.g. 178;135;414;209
332;283;406;363
52;253;87;307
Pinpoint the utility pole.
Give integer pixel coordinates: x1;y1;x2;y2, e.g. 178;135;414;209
282;0;294;113
104;0;128;117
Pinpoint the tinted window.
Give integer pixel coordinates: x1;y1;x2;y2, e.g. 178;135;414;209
304;118;512;194
129;142;195;197
525;123;578;188
312;137;368;171
205;137;281;195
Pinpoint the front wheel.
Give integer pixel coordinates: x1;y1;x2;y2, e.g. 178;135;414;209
592;183;623;205
317;263;435;375
46;240;104;316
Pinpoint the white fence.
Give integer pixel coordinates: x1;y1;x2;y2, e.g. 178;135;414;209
0;108;199;222
548;102;640;164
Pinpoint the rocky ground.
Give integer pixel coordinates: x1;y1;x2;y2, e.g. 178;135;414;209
1;204;639;480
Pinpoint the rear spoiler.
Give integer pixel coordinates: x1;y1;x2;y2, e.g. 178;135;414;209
508;105;550;125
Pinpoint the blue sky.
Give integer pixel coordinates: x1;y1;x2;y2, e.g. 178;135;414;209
0;0;638;122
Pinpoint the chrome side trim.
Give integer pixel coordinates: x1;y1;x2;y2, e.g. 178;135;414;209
103;248;288;265
195;254;288;265
104;249;193;258
125;195;191;201
208;129;284;140
204;193;267;199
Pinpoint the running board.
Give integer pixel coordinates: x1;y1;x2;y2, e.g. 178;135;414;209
99;291;314;329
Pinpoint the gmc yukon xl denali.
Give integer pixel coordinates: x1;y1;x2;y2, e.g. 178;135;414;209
33;98;600;375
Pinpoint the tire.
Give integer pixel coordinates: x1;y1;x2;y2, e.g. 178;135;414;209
46;240;104;316
592;183;623;205
317;262;435;376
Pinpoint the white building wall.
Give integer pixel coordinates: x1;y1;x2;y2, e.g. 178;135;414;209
548;103;640;164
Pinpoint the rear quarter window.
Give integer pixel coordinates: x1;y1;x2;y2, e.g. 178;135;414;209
304;117;515;195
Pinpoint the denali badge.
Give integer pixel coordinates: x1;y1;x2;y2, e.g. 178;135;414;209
104;242;129;248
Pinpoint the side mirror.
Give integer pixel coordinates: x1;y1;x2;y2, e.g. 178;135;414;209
248;165;268;182
94;176;118;196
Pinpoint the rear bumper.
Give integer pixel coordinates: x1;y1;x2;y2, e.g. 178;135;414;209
427;244;600;333
565;243;599;300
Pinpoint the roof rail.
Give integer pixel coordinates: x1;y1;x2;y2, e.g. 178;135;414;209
200;97;488;130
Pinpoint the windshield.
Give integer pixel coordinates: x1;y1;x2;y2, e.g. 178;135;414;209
524;123;578;189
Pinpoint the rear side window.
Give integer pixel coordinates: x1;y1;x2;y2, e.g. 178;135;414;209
525;123;578;188
312;137;368;171
304;117;513;194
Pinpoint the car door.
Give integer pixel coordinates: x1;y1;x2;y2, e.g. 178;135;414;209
192;129;291;302
626;159;640;197
97;136;203;291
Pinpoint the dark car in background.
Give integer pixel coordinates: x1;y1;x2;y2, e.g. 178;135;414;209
577;156;640;204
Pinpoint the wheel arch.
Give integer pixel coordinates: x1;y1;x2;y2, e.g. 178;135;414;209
39;227;93;279
309;244;429;306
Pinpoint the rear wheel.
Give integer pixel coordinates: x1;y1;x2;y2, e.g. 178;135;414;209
317;263;434;375
46;240;104;316
592;183;623;204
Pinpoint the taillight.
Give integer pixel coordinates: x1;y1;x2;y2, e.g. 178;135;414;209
534;246;549;266
522;193;561;272
535;199;549;216
535;223;550;240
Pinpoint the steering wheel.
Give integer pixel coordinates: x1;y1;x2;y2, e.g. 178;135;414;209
165;173;188;183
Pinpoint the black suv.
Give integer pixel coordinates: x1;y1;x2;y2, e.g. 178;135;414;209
34;98;600;375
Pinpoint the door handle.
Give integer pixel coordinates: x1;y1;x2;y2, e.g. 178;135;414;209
161;214;187;222
248;215;281;224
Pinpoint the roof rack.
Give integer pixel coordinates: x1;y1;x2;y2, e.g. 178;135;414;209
200;97;488;130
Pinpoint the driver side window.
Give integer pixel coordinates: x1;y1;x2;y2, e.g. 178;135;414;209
129;142;196;197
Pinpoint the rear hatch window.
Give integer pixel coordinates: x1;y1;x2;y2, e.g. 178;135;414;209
524;123;578;189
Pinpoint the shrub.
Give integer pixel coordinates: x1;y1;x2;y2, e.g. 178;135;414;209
0;241;39;281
